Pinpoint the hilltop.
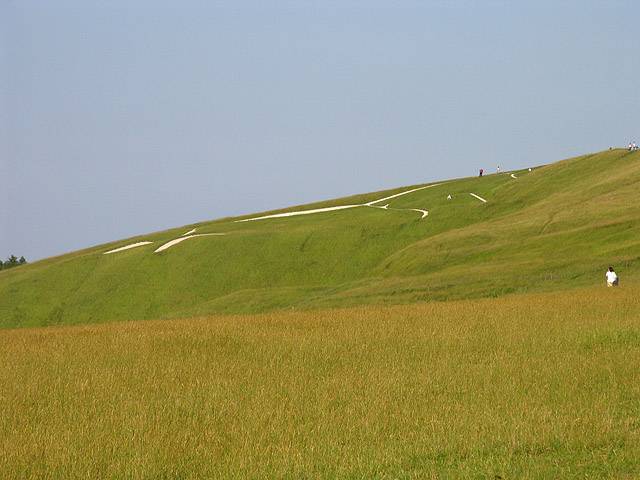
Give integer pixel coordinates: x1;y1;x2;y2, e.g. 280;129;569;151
2;148;640;328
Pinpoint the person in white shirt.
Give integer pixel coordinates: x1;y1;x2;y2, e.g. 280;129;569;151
605;266;619;287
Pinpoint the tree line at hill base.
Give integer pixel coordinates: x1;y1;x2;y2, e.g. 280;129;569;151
1;255;27;271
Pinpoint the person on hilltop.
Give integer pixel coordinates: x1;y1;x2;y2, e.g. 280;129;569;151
605;266;619;287
479;168;484;177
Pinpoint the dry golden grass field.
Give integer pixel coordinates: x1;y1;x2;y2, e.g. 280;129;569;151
2;284;639;479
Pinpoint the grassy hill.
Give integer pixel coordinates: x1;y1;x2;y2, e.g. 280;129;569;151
3;148;640;478
2;148;640;328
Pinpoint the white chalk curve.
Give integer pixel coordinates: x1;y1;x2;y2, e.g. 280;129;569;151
104;241;153;255
154;233;226;253
182;228;197;236
469;193;488;203
368;204;428;220
411;209;429;219
237;183;442;223
510;173;518;179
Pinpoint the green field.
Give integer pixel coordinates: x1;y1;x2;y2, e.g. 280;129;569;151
2;148;640;328
2;148;640;478
2;286;639;478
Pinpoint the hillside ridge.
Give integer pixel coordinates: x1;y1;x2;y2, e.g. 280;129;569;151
2;148;639;328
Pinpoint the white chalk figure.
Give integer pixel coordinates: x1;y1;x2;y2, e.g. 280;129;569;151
447;194;452;200
606;266;619;287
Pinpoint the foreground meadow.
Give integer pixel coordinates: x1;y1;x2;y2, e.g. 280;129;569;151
1;286;639;479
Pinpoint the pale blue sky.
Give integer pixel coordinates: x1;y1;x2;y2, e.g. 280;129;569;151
3;1;639;261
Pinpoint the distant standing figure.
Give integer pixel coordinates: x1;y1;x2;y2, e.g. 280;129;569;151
479;168;483;177
497;165;501;173
629;143;634;152
605;266;619;287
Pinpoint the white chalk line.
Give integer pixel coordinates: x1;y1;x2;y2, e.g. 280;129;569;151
236;183;442;223
154;233;226;253
235;204;361;223
510;173;518;179
104;241;153;255
364;183;442;206
469;193;488;203
182;228;197;236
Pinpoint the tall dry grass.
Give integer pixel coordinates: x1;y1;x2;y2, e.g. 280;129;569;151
1;286;639;478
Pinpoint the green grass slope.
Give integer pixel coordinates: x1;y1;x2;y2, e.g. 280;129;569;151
2;148;640;328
